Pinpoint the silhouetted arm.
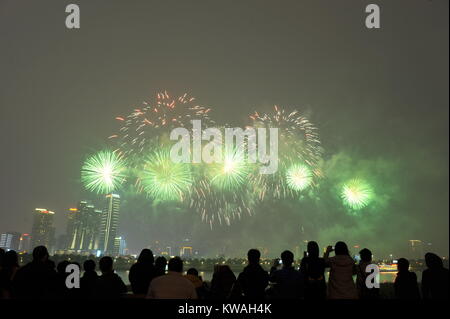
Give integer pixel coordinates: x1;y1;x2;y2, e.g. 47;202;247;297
324;246;333;267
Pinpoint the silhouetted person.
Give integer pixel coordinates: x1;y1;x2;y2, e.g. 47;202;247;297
0;250;19;299
154;256;167;277
147;257;197;299
421;253;449;299
394;258;420;299
234;249;269;299
129;249;157;295
355;248;379;299
185;268;207;299
92;256;127;299
300;241;326;299
324;242;358;299
270;250;304;299
12;246;58;299
80;259;98;298
211;265;236;299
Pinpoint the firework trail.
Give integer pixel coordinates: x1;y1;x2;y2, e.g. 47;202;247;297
189;176;255;227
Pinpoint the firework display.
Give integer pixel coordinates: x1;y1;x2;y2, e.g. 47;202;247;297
81;91;378;225
81;150;127;194
189;178;254;227
341;178;374;210
208;147;250;191
138;149;193;202
286;164;313;192
248;105;323;200
109;91;213;160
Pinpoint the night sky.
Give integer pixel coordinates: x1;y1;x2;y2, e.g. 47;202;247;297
0;0;448;258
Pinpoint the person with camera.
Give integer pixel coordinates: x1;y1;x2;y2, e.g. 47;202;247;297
324;242;358;299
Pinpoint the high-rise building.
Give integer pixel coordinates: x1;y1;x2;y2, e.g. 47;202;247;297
31;208;55;250
409;240;423;260
19;233;32;252
180;246;193;258
66;202;102;253
84;207;102;251
0;232;21;251
66;206;82;250
98;194;120;255
114;236;127;256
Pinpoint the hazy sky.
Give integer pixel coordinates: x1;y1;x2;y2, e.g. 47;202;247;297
0;0;448;258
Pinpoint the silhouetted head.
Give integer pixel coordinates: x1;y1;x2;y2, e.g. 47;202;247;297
425;253;443;270
359;248;372;263
168;257;183;273
57;260;70;274
155;256;167;270
187;268;199;276
48;259;56;270
307;241;320;259
334;242;349;256
281;250;294;267
99;256;114;274
32;246;49;263
3;250;19;268
397;258;409;272
216;265;235;279
83;259;96;272
137;249;154;265
247;249;261;264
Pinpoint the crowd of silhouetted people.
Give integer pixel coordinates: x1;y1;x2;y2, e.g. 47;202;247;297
0;241;448;300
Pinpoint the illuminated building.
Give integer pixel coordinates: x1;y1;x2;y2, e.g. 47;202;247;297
98;194;120;255
114;236;127;256
87;209;102;250
0;232;21;251
66;205;82;250
31;208;55;250
180;246;193;258
19;233;32;252
409;240;424;260
66;202;102;253
163;246;172;256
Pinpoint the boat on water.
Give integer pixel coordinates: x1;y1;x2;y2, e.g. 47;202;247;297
378;263;398;272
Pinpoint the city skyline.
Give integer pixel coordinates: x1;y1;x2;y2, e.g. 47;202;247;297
0;204;441;259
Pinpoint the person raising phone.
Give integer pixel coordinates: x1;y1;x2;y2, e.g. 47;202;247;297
324;242;358;299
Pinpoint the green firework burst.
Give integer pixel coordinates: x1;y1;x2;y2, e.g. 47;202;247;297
140;149;192;201
286;164;313;191
208;148;250;191
81;150;127;194
341;178;374;210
